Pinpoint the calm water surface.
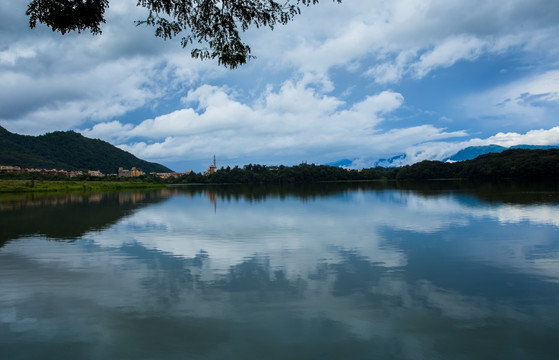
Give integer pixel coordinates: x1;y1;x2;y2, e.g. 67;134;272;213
1;182;559;359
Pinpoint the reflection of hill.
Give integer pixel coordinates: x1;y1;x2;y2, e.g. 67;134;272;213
460;181;559;205
0;189;175;247
392;180;559;205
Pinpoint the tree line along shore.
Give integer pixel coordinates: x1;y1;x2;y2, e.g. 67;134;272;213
1;149;558;193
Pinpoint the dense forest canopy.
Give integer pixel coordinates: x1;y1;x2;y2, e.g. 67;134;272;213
147;149;559;185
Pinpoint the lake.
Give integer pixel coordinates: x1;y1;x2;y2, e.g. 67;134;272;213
1;182;559;359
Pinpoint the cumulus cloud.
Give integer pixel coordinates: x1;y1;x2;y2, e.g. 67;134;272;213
483;127;559;146
83;80;466;167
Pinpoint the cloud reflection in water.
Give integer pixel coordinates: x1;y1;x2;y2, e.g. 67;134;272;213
1;184;559;359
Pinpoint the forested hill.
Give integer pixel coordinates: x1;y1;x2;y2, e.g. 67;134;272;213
0;126;172;174
396;148;559;180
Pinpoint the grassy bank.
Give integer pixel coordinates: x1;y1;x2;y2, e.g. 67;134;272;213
0;179;166;193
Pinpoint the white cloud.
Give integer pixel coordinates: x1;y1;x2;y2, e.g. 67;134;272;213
365;50;417;84
0;45;36;66
461;70;559;123
84;81;465;166
270;0;559;83
0;1;217;134
0;57;166;133
351;91;404;115
483;127;559;146
411;36;486;78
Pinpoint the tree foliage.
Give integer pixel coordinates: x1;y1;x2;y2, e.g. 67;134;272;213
26;0;341;68
26;0;110;35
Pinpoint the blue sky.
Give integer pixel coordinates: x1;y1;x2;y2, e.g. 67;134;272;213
1;0;559;172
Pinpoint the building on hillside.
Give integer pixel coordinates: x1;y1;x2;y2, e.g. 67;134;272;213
40;169;59;175
119;167;145;177
0;165;22;173
130;167;144;177
150;172;186;179
118;167;131;177
88;170;104;177
0;165;86;177
204;155;217;176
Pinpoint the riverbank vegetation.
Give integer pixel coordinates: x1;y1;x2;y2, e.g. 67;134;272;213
165;149;559;184
0;179;165;193
1;149;557;193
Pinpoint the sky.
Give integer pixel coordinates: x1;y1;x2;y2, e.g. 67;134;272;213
1;0;559;172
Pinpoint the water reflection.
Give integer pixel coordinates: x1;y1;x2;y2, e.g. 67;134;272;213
0;189;175;246
1;183;559;359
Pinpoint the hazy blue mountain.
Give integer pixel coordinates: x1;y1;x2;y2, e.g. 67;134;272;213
327;144;559;169
373;154;407;167
0;126;172;174
446;144;559;162
327;154;408;168
446;145;507;161
326;159;355;167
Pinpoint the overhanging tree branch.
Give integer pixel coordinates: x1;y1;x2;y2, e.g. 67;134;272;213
26;0;342;69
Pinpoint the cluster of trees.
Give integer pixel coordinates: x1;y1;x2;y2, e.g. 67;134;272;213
205;163;393;184
160;149;559;184
148;163;395;185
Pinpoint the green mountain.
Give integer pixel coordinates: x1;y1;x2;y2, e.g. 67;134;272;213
0;126;172;174
447;145;507;161
396;148;559;180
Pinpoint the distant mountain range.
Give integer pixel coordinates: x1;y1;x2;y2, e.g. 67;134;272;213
0;126;172;174
328;144;559;168
373;154;408;167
